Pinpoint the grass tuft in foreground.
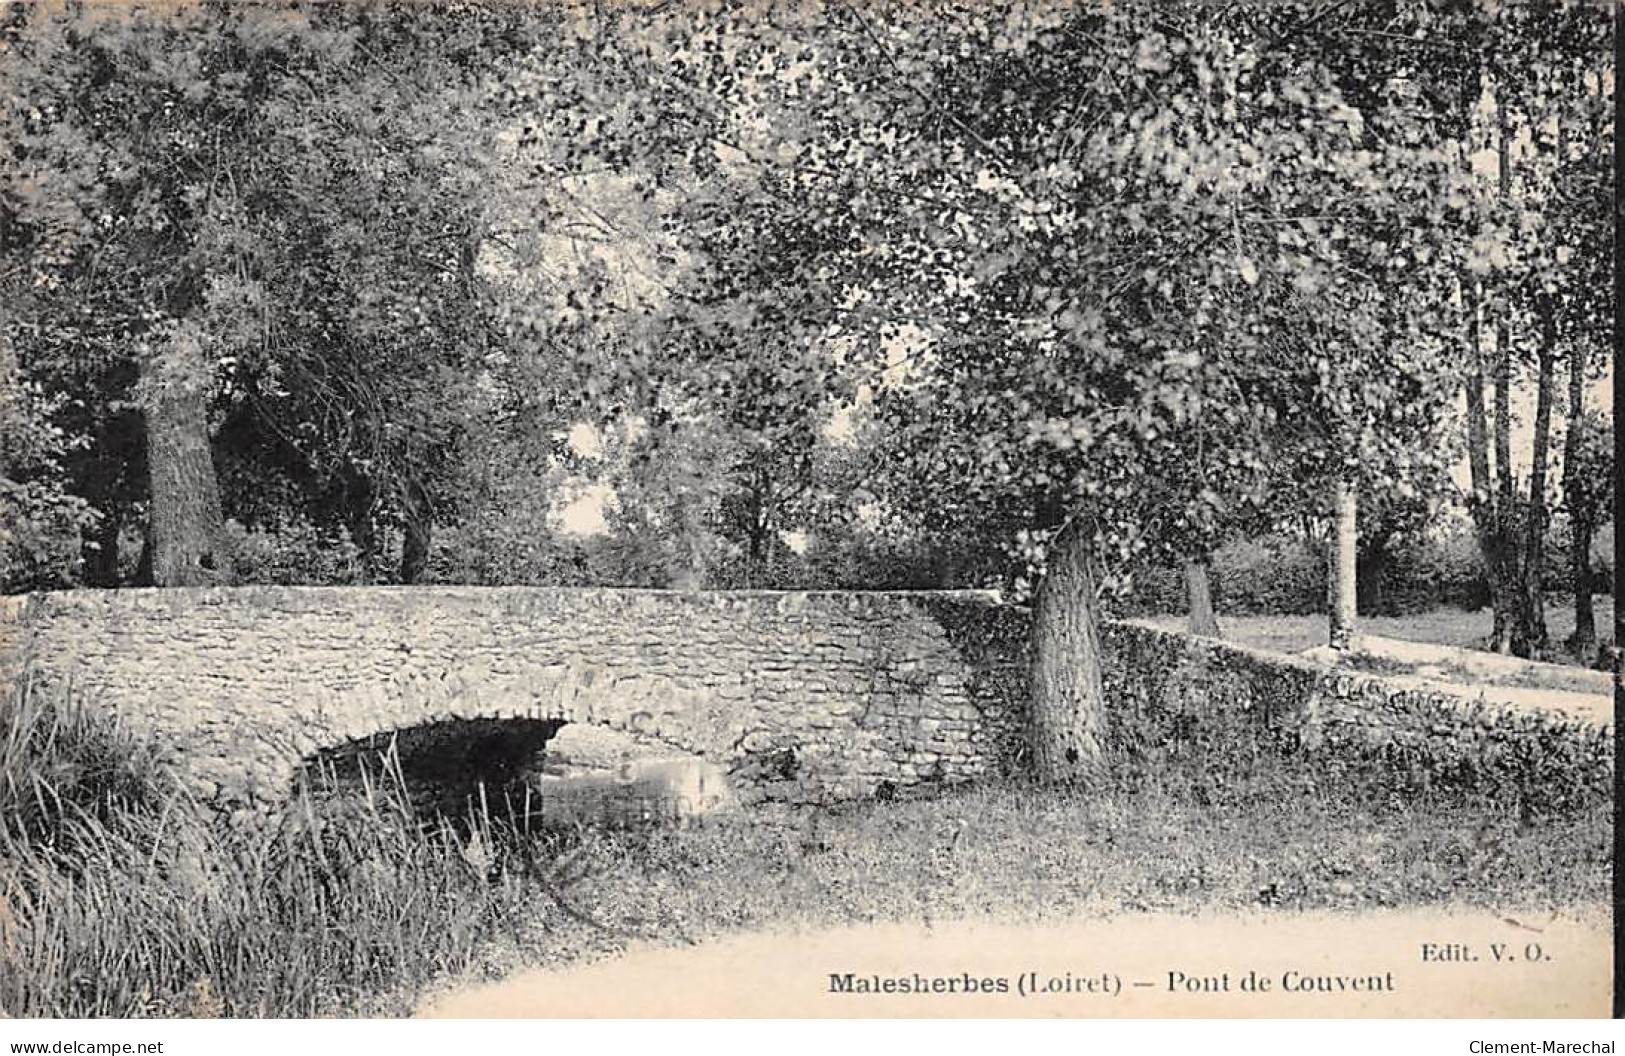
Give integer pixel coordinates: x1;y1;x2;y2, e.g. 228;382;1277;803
0;675;576;1018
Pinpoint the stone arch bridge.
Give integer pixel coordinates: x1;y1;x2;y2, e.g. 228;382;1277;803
2;587;1030;817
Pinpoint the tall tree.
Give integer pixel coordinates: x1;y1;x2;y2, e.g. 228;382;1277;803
581;0;1479;776
1;2;265;583
1451;0;1612;657
1;1;538;585
631;0;1471;775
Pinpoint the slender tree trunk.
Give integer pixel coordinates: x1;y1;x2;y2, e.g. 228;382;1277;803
1184;555;1220;638
1485;102;1526;653
141;352;230;587
85;503;121;587
1563;335;1597;661
1463;277;1516;652
744;525;765;588
134;531;154;586
1569;520;1597;662
668;477;707;591
342;465;378;573
1356;539;1388;617
397;475;432;584
1493;330;1514;510
743;481;770;588
1029;516;1107;784
1185;370;1220;641
1513;301;1556;658
1493;104;1516;515
1327;477;1358;650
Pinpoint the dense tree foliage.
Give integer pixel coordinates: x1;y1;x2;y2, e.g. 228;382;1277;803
1;0;1611;777
1;1;541;584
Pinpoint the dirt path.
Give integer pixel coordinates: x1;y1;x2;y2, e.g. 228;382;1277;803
415;907;1609;1018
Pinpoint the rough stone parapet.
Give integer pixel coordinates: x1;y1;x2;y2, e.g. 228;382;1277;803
7;586;1029;813
10;588;1599;817
1101;619;1613;805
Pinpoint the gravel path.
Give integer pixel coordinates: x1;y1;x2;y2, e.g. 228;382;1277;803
415;907;1609;1018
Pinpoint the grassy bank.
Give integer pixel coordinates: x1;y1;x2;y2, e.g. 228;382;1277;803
422;761;1611;1012
0;676;560;1018
1;676;1611;1018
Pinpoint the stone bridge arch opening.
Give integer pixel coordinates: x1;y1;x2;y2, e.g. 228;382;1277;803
293;716;566;824
291;700;744;831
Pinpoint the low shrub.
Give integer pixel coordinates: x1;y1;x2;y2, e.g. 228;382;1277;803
1375;524;1489;614
0;375;99;593
1215;537;1327;615
1117;535;1326;617
1592;523;1614;581
0;478;97;593
1118;517;1614;621
1540;514;1615;595
223;516;366;586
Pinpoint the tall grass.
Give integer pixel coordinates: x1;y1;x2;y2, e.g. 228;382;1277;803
0;675;581;1018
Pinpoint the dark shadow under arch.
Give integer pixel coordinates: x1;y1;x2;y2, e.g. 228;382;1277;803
295;717;567;822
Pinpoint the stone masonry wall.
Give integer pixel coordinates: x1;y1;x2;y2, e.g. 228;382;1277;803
3;587;1030;815
5;589;1604;819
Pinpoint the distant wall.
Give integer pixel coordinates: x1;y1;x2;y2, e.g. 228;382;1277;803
3;587;1030;817
1101;621;1614;809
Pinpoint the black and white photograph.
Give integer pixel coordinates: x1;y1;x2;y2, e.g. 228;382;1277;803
0;0;1615;1029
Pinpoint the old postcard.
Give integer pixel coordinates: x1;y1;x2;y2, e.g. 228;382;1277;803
0;0;1614;1026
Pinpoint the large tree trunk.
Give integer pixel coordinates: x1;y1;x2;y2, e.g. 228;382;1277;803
1513;301;1556;659
1326;477;1359;650
1184;555;1220;638
141;352;230;587
1029;517;1107;784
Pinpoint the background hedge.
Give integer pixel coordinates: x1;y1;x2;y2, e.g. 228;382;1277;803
1118;518;1613;618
